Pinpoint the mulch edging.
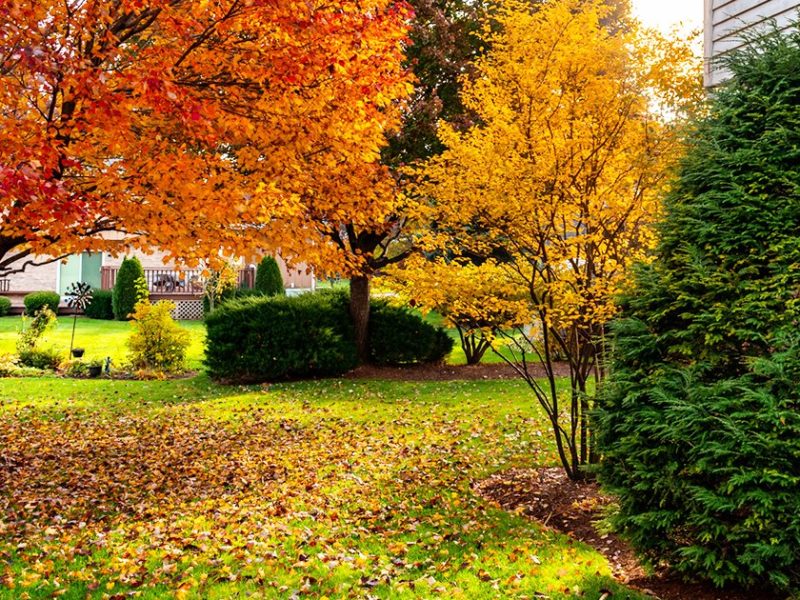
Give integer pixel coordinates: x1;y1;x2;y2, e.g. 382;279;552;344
474;468;782;600
345;362;572;382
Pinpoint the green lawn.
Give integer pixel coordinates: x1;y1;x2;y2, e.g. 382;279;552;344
0;314;513;368
0;375;647;599
0;316;207;370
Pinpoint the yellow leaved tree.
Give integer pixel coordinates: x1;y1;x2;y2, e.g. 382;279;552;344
384;256;529;365
413;0;701;479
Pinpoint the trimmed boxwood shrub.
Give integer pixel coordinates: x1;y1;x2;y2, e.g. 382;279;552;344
254;256;285;296
84;289;114;320
23;291;60;315
596;27;800;593
206;291;453;381
112;257;148;320
369;300;453;366
206;292;357;381
0;296;11;316
202;287;261;315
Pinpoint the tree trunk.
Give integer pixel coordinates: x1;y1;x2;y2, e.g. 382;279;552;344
350;275;371;363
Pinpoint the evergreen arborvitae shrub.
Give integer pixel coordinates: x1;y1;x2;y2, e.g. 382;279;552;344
0;296;11;316
254;256;285;296
112;257;148;320
368;300;453;366
596;27;800;593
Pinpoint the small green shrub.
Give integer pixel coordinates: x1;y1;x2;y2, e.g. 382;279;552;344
62;360;90;378
16;306;57;354
127;300;190;373
254;256;285;296
206;291;452;381
368;300;453;366
205;292;357;382
112;257;148;320
84;289;114;320
17;346;61;370
23;291;60;315
0;296;11;316
0;355;45;377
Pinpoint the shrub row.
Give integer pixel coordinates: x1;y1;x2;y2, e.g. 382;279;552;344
15;289;115;319
85;289;114;320
205;292;452;381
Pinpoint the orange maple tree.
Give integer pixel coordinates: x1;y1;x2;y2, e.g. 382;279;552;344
0;0;412;279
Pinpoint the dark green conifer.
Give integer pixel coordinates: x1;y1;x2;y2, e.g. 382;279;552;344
596;25;800;592
254;256;285;296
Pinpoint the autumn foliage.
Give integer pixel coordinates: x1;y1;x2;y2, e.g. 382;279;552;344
385;257;528;365
0;0;412;275
410;0;700;478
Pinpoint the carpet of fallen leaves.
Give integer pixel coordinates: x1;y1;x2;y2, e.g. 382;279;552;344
0;377;648;599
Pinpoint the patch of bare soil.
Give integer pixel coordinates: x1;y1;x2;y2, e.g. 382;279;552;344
475;468;784;600
346;362;571;381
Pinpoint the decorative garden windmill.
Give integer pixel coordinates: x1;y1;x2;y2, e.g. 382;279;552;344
65;282;93;356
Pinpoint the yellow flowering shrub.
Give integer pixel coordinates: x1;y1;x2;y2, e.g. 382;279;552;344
127;301;191;373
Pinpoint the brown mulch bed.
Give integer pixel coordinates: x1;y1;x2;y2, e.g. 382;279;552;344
346;362;571;381
475;468;783;600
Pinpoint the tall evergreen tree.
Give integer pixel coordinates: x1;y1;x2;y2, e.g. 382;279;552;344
255;256;285;296
596;25;800;592
112;257;148;321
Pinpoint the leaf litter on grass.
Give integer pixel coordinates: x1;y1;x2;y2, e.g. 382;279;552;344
0;379;647;599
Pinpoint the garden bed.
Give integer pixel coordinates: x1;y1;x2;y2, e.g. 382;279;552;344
475;468;778;600
346;361;571;381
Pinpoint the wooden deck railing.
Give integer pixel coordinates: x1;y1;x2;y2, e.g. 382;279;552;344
101;266;255;296
0;279;8;293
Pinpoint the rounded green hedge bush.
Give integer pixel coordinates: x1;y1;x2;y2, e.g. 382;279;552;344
203;287;261;315
205;292;357;381
596;27;800;593
18;346;62;370
84;289;114;320
0;296;11;317
23;291;60;316
206;291;453;381
369;300;453;366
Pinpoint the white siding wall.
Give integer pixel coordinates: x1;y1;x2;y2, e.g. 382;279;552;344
705;0;800;86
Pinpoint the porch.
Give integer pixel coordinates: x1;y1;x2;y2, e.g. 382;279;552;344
100;266;256;298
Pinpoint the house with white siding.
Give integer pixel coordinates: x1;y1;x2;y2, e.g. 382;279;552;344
705;0;800;86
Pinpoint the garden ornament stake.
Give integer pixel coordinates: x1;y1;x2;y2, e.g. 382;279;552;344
65;282;93;355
